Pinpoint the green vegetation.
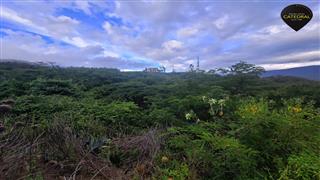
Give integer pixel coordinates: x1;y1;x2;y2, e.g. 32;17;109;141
0;61;319;179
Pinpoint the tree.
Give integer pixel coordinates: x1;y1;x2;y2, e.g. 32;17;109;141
216;68;229;75
189;64;195;72
229;61;265;76
207;69;216;74
220;62;266;94
159;66;166;72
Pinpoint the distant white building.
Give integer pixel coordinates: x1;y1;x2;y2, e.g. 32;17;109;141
143;66;166;73
143;68;161;73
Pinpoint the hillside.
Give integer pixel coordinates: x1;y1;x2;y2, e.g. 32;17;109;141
263;65;320;81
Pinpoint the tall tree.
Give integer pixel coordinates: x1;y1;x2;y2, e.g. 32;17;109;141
229;61;265;76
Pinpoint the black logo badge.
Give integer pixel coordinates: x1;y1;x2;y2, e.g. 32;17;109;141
281;4;313;31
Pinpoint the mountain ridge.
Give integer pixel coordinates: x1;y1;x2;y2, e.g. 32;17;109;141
262;65;320;81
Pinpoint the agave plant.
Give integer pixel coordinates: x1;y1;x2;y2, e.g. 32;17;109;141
204;97;227;117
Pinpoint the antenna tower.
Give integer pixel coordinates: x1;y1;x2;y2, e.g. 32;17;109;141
196;56;200;71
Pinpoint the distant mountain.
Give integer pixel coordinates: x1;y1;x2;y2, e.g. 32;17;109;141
262;65;320;81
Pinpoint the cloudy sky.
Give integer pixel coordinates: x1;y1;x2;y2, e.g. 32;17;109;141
0;0;319;71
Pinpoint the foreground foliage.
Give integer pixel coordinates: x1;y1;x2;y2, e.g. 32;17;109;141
0;61;319;179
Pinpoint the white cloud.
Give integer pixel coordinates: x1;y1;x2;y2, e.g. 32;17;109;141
103;21;113;34
1;1;319;71
0;30;147;69
54;15;79;25
177;27;199;37
1;5;94;48
1;6;47;33
261;61;320;70
162;40;183;51
1;7;33;26
213;15;229;30
62;37;89;48
74;1;92;15
103;50;120;58
273;51;320;63
261;25;285;34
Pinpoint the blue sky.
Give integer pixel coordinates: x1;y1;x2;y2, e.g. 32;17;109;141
0;0;319;71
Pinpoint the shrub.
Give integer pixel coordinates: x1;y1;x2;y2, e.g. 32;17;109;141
157;124;258;179
30;78;78;96
279;152;320;180
146;109;179;127
236;98;320;175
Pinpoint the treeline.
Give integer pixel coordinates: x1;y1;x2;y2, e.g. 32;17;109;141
0;61;319;179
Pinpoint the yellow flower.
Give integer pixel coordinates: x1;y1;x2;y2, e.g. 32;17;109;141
161;156;169;163
292;106;302;113
248;105;258;113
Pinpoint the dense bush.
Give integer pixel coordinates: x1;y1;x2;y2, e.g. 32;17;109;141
279;152;320;180
30;78;79;96
0;62;319;179
157;124;259;179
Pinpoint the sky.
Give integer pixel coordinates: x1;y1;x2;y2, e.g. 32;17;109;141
0;0;319;71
